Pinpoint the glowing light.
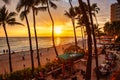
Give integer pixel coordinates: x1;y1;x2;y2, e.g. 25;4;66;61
55;27;62;35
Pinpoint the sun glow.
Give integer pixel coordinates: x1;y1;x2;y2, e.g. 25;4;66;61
55;27;62;35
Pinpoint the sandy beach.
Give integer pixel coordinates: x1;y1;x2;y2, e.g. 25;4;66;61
0;43;73;74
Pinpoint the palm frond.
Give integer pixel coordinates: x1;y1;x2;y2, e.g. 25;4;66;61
20;9;29;21
0;5;7;21
34;0;41;5
69;8;76;17
36;6;47;11
49;0;57;9
34;6;47;15
64;10;71;18
16;0;24;12
2;0;10;4
20;11;25;21
76;26;81;28
8;21;24;26
74;6;81;14
6;18;15;23
6;12;17;20
40;0;47;5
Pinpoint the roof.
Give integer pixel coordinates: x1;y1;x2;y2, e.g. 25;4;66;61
58;52;84;61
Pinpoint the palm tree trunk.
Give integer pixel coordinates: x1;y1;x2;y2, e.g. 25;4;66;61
87;0;99;80
47;0;58;57
24;6;34;74
78;0;93;80
81;27;85;49
32;7;41;67
69;0;78;53
3;22;12;72
72;18;78;53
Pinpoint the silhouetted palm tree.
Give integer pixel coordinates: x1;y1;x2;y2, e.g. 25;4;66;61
40;0;59;57
16;0;34;74
0;5;23;72
31;0;41;67
75;5;86;50
65;0;78;53
47;0;59;57
87;0;99;80
78;0;93;80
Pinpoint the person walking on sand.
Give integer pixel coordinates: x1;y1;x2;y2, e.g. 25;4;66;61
22;53;25;60
3;49;5;54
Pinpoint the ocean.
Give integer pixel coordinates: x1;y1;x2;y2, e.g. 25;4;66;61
0;37;83;54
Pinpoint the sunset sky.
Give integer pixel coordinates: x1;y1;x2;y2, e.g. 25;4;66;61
0;0;117;37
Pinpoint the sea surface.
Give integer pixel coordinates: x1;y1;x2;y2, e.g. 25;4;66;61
0;37;83;54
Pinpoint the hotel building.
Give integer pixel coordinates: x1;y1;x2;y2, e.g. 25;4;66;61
111;3;120;22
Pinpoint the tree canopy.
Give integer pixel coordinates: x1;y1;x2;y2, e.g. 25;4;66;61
103;21;120;36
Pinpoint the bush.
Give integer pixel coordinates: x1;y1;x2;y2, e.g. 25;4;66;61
2;68;32;80
0;60;61;80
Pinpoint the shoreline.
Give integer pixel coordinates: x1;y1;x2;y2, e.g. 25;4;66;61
0;42;74;74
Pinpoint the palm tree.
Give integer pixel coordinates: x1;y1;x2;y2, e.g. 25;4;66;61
40;0;59;57
103;21;120;36
16;0;34;74
75;5;86;50
0;5;23;72
31;0;41;67
64;0;78;53
104;22;112;35
87;0;99;80
78;0;93;80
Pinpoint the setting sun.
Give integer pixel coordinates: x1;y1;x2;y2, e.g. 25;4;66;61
55;27;62;35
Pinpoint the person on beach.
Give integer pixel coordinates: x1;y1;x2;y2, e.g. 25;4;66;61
3;49;5;54
6;49;8;53
22;53;25;60
40;52;42;56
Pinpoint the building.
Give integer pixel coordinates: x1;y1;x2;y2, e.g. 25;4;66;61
111;3;120;22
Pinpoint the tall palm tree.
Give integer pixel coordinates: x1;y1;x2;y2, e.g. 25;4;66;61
36;0;60;58
16;0;34;74
0;5;23;72
40;0;59;57
17;0;41;67
78;0;93;80
76;5;89;51
75;5;86;50
65;0;78;53
32;7;41;67
31;0;41;67
87;0;99;80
